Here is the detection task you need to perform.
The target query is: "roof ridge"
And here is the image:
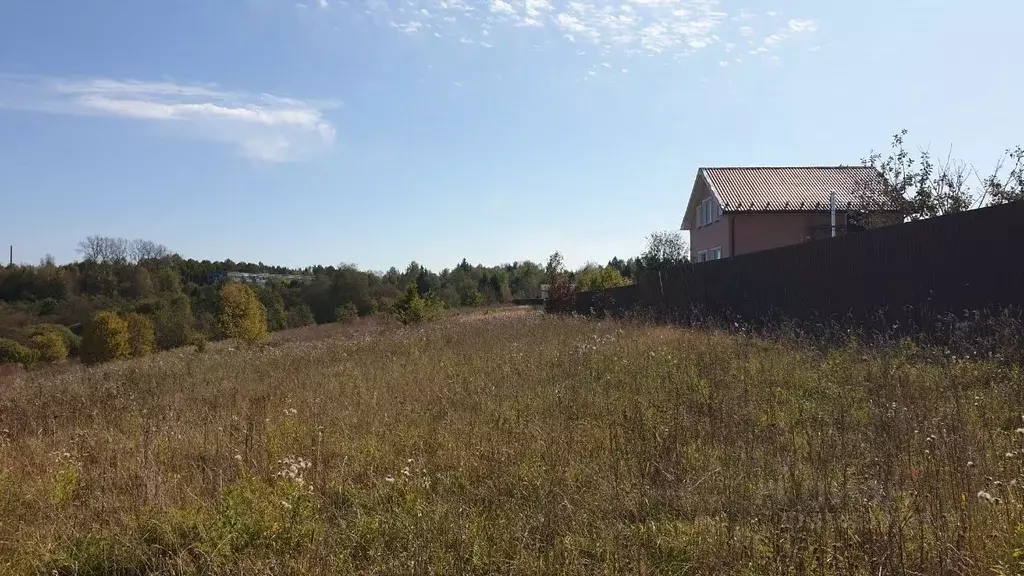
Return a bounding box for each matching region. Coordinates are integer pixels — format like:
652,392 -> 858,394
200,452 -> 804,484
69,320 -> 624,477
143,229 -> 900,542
702,165 -> 872,170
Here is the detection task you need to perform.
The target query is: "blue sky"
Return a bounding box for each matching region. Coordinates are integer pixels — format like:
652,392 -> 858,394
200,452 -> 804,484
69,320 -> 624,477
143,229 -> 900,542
1,0 -> 1020,272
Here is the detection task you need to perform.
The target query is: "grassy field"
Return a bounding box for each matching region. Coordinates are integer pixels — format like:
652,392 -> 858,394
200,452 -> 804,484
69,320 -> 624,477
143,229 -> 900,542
1,308 -> 1023,575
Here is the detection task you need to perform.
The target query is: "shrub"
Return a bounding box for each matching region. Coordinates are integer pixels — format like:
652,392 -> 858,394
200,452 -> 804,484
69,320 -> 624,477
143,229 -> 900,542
219,283 -> 269,344
27,324 -> 82,357
544,276 -> 576,314
576,265 -> 631,293
286,304 -> 316,329
152,294 -> 194,350
460,288 -> 484,308
0,337 -> 36,367
124,313 -> 156,357
335,303 -> 359,324
191,334 -> 208,353
392,283 -> 446,325
29,331 -> 68,363
81,312 -> 131,365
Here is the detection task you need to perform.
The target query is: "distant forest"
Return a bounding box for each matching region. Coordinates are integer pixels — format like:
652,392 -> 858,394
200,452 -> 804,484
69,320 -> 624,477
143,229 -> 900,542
0,234 -> 651,356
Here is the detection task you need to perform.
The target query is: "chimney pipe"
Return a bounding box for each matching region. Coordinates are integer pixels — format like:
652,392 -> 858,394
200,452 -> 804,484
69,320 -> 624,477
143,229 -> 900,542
830,191 -> 837,238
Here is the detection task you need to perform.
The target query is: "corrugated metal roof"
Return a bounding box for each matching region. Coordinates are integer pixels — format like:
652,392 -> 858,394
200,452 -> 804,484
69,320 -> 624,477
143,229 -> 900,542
702,166 -> 893,212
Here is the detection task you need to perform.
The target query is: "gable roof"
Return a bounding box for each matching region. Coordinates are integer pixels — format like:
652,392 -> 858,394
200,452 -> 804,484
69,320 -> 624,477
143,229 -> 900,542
682,166 -> 896,230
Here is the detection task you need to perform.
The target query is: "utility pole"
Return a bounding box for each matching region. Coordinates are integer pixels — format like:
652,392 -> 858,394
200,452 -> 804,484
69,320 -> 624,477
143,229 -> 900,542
8,245 -> 11,266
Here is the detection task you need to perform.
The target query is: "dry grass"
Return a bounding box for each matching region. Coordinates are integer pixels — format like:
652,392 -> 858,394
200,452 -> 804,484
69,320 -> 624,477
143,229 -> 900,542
1,312 -> 1023,575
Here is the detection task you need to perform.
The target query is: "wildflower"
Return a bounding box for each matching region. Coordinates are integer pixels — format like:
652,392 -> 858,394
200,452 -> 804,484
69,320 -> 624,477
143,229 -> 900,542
384,476 -> 396,483
967,461 -> 975,467
977,490 -> 995,503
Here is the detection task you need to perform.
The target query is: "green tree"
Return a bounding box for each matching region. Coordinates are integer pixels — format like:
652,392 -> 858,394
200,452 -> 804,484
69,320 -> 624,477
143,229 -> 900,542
576,264 -> 630,292
287,304 -> 316,328
219,283 -> 269,343
489,270 -> 512,303
125,313 -> 156,357
153,294 -> 193,350
81,311 -> 131,365
640,231 -> 688,271
335,302 -> 359,324
258,285 -> 288,331
392,282 -> 445,325
127,267 -> 154,299
154,268 -> 183,295
545,251 -> 565,284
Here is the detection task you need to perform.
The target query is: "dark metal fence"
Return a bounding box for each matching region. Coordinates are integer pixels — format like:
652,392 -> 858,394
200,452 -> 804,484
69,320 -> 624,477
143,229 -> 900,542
576,201 -> 1024,335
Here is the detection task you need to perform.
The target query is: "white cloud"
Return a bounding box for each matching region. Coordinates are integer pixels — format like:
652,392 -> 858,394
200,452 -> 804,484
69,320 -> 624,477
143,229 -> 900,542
359,0 -> 816,62
788,18 -> 817,32
391,20 -> 423,33
556,13 -> 587,32
317,0 -> 329,8
491,0 -> 513,14
0,75 -> 337,162
525,0 -> 552,16
515,17 -> 543,26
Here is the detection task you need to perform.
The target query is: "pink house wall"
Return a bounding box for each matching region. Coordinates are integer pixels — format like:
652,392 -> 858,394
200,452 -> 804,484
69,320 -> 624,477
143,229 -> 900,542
732,212 -> 848,256
687,179 -> 731,259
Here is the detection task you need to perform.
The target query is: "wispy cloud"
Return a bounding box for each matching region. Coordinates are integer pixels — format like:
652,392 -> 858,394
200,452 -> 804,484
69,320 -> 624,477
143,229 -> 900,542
377,0 -> 817,63
0,75 -> 337,162
788,18 -> 816,32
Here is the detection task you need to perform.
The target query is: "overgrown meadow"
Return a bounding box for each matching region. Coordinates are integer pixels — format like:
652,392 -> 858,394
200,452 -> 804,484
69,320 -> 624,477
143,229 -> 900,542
1,309 -> 1023,575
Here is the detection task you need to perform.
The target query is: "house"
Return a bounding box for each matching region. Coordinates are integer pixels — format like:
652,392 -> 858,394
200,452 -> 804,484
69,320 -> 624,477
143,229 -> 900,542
680,166 -> 899,262
207,271 -> 313,286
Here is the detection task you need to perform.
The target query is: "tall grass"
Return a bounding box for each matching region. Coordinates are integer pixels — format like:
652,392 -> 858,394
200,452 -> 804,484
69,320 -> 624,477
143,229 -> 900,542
1,310 -> 1023,574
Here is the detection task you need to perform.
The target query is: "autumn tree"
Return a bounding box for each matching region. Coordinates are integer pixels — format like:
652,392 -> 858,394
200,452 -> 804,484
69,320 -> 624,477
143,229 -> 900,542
125,313 -> 156,357
576,264 -> 631,292
81,311 -> 131,365
219,283 -> 269,343
29,330 -> 68,363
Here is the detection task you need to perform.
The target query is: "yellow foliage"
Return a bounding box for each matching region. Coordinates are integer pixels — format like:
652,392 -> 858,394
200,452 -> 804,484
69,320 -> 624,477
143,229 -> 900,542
124,313 -> 157,357
29,330 -> 68,364
81,312 -> 131,365
219,283 -> 269,344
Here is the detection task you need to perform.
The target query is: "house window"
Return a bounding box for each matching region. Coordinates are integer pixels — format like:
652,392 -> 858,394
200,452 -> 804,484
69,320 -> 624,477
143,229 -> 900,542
708,247 -> 722,260
699,198 -> 709,227
696,250 -> 707,262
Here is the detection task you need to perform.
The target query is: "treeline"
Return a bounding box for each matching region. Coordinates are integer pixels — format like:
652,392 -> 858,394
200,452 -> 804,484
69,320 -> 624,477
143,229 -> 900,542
0,233 -> 673,366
